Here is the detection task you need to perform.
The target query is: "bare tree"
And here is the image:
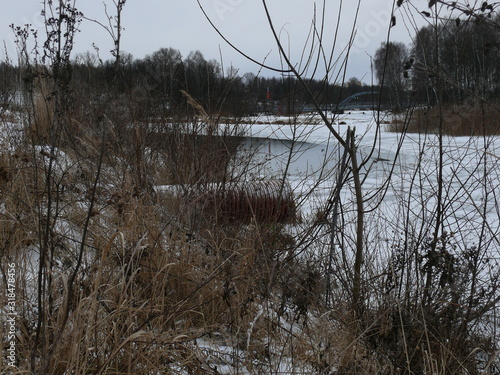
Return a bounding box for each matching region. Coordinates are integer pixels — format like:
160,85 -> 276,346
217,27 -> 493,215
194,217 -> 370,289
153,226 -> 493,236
374,41 -> 409,109
83,0 -> 127,73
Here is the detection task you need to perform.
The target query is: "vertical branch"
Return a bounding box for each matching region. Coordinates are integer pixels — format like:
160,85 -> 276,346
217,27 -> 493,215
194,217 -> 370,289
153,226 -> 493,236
29,1 -> 82,371
349,127 -> 364,316
326,130 -> 351,306
45,124 -> 107,372
426,3 -> 445,306
112,0 -> 126,70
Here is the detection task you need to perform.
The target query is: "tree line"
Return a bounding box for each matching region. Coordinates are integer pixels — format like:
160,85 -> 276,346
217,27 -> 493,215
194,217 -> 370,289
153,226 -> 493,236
374,13 -> 500,108
0,46 -> 388,118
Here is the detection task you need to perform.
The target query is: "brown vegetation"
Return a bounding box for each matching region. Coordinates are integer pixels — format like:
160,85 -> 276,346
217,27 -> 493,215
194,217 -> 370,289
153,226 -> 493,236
388,103 -> 500,135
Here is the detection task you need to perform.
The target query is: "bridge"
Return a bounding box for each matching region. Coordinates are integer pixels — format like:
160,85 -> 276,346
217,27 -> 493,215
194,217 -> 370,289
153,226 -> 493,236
295,91 -> 386,114
334,91 -> 383,113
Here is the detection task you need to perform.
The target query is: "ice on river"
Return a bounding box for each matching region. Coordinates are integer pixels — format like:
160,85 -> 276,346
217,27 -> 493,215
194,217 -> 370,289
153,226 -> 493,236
238,110 -> 500,251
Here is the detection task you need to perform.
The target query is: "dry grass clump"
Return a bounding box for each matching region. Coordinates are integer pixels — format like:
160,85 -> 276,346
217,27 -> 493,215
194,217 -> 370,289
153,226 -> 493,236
28,94 -> 54,144
149,131 -> 243,185
388,103 -> 500,135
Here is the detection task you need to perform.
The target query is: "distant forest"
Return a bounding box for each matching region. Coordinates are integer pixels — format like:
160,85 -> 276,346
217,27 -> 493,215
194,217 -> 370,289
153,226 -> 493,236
1,15 -> 499,117
1,47 -> 382,117
374,14 -> 500,110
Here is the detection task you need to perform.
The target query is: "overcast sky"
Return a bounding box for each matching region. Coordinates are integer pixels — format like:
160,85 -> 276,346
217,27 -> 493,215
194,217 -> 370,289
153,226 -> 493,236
0,1 -> 427,82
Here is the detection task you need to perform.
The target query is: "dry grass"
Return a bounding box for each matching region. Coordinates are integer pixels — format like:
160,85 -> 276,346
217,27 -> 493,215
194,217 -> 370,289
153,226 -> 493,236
388,103 -> 500,136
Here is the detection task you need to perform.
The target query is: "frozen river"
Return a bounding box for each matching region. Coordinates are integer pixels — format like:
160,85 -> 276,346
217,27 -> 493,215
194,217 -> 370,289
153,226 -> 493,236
237,110 -> 500,253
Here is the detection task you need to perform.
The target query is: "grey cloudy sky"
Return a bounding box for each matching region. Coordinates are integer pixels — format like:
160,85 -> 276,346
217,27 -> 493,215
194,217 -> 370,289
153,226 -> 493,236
0,1 -> 425,82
